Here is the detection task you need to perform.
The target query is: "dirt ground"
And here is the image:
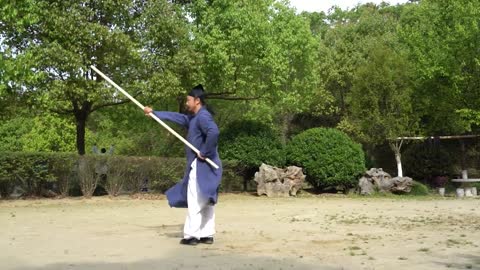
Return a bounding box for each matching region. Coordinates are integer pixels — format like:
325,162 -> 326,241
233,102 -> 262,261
1,193 -> 479,270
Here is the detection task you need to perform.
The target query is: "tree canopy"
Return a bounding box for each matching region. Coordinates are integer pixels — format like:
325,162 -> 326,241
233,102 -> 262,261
1,0 -> 479,170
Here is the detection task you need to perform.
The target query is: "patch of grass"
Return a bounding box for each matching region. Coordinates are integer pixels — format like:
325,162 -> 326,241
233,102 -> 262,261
347,246 -> 367,256
447,239 -> 461,245
444,238 -> 475,248
418,248 -> 430,252
346,192 -> 440,200
407,181 -> 430,196
398,257 -> 408,260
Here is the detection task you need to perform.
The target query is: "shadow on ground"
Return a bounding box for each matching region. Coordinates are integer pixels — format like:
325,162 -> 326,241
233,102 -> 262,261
432,253 -> 480,270
10,252 -> 340,270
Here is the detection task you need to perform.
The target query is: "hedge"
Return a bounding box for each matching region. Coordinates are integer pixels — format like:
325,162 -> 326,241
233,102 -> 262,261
0,152 -> 242,198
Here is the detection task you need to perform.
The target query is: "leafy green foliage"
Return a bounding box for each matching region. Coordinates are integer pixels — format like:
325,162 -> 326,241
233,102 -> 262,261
219,120 -> 285,169
0,0 -> 192,154
22,115 -> 79,152
398,0 -> 480,134
0,117 -> 32,152
286,128 -> 365,190
189,0 -> 332,132
0,152 -> 56,197
48,153 -> 77,197
1,0 -> 480,180
403,143 -> 455,181
407,181 -> 430,196
87,106 -> 185,157
105,156 -> 128,196
0,153 -> 18,198
77,156 -> 100,198
0,152 -> 246,197
0,114 -> 92,153
345,42 -> 416,144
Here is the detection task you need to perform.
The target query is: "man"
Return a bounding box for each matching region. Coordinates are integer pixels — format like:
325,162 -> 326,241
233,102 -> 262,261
143,84 -> 222,246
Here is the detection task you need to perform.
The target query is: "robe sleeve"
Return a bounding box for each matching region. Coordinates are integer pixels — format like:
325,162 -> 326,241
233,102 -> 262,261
197,112 -> 219,159
152,111 -> 190,129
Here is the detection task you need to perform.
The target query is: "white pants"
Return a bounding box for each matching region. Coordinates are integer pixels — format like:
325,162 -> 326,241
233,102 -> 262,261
183,159 -> 215,239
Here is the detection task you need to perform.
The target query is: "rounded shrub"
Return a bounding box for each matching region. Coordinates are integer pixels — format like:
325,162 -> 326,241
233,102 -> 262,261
286,128 -> 365,190
219,120 -> 285,168
219,120 -> 285,191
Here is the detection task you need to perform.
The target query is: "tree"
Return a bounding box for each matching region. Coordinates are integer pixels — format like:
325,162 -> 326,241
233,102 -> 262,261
0,0 -> 189,154
138,0 -> 202,111
188,0 -> 331,141
22,114 -> 79,152
267,1 -> 330,143
342,42 -> 417,177
0,117 -> 32,152
399,0 -> 480,134
318,3 -> 405,120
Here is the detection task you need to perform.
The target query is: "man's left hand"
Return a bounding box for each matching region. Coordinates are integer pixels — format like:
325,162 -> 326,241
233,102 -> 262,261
143,106 -> 153,116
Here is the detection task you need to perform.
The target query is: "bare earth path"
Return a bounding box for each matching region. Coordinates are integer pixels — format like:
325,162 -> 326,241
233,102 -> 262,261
1,194 -> 479,270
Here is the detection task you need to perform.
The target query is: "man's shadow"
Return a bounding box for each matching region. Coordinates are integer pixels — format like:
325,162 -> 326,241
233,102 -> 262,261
143,224 -> 183,238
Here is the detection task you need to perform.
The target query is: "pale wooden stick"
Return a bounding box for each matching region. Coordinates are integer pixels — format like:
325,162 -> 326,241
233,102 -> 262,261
91,65 -> 219,169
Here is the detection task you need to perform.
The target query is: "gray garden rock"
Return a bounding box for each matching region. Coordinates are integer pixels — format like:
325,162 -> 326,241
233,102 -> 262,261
358,168 -> 413,195
390,176 -> 414,193
254,163 -> 305,197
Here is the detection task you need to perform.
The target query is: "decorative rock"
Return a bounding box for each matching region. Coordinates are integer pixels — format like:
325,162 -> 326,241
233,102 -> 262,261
358,176 -> 375,195
472,187 -> 478,196
390,176 -> 414,193
358,168 -> 391,195
254,163 -> 305,197
358,168 -> 413,195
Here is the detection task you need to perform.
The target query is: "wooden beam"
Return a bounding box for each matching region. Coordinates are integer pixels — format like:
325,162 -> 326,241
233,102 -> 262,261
395,135 -> 480,141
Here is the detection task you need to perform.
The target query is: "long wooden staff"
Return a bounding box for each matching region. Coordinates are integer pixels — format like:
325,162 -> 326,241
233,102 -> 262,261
90,65 -> 219,169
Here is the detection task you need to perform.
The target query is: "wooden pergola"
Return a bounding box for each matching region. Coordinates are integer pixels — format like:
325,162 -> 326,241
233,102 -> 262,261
396,135 -> 479,140
391,135 -> 480,179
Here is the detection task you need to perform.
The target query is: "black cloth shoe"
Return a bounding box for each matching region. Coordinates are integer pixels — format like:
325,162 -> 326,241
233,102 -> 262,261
180,238 -> 199,245
199,237 -> 214,244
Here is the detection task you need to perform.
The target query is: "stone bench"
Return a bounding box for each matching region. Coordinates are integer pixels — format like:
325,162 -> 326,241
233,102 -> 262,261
451,178 -> 480,197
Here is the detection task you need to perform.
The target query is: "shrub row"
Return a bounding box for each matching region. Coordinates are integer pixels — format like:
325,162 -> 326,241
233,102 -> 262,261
0,152 -> 242,198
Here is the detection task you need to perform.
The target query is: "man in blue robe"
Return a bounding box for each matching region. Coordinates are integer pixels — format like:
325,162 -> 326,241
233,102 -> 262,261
143,84 -> 222,246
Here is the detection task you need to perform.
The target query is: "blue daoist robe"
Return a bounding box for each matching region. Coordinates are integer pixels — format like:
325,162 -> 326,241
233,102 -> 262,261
153,107 -> 222,208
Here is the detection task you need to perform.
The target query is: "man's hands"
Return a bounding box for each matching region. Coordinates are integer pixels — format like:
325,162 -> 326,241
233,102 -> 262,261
197,153 -> 206,160
143,106 -> 153,117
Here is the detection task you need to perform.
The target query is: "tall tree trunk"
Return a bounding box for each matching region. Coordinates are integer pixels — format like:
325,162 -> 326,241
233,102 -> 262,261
460,140 -> 467,179
390,139 -> 404,177
75,113 -> 87,155
280,114 -> 293,145
395,151 -> 403,178
177,96 -> 184,113
74,101 -> 92,155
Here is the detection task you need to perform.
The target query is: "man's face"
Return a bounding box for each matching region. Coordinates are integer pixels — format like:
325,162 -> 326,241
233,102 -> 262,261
185,96 -> 200,113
